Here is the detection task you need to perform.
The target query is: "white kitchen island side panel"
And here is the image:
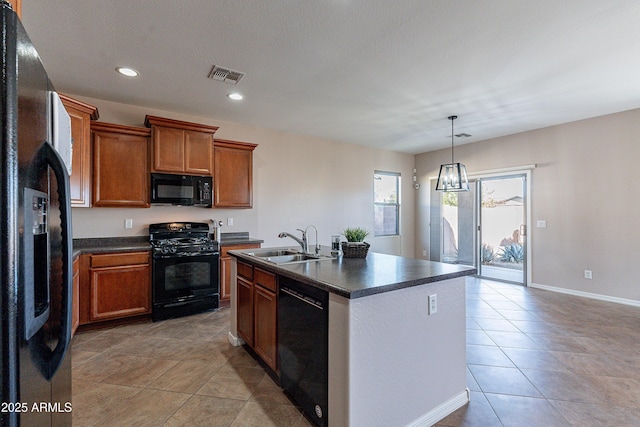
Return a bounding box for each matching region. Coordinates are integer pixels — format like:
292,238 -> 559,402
329,277 -> 468,427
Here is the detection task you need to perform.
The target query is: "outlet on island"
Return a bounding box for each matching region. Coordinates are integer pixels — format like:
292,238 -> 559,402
428,294 -> 437,315
124,219 -> 133,229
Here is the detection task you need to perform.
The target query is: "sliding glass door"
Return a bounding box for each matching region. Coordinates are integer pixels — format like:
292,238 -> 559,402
431,173 -> 528,285
430,181 -> 476,266
477,176 -> 526,284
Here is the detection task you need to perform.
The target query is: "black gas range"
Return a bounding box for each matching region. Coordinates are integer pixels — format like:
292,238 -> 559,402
149,222 -> 219,321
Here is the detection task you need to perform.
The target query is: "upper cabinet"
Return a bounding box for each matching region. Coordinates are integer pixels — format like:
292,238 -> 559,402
214,139 -> 257,208
59,94 -> 99,207
91,122 -> 151,208
7,0 -> 21,18
144,115 -> 218,176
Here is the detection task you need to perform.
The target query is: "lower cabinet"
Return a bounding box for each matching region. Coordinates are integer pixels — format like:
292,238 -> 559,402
237,274 -> 254,347
79,251 -> 151,324
253,269 -> 277,371
72,257 -> 80,337
220,243 -> 260,304
236,261 -> 278,371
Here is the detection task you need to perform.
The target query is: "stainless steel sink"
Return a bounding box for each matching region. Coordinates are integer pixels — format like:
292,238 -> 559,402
245,249 -> 300,257
265,254 -> 328,264
245,248 -> 334,265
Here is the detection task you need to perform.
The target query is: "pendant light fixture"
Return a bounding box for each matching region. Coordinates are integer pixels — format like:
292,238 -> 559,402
436,115 -> 470,192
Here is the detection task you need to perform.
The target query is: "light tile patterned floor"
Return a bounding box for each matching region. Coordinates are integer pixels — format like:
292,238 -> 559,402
437,278 -> 640,426
71,308 -> 312,427
72,278 -> 640,426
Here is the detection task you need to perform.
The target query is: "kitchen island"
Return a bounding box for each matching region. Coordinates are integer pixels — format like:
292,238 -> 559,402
228,248 -> 475,427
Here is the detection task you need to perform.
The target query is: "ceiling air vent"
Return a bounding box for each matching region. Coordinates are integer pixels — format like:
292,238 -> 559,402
208,65 -> 245,85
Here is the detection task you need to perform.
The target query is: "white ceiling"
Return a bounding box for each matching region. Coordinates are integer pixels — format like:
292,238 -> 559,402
21,0 -> 640,154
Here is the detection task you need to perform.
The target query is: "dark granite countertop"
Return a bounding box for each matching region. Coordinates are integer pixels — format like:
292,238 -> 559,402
219,232 -> 264,246
73,236 -> 151,258
229,246 -> 476,299
72,232 -> 263,258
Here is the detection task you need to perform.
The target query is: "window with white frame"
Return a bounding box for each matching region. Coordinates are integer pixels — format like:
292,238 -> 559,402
374,171 -> 400,236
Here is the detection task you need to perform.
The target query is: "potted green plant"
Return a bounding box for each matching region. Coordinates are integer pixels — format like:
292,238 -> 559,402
341,227 -> 370,258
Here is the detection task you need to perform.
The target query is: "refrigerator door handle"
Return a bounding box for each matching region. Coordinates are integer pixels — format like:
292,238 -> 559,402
44,141 -> 73,379
30,142 -> 73,380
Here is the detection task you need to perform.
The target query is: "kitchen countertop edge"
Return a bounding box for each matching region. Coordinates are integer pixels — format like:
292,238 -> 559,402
229,249 -> 476,299
73,236 -> 151,258
219,238 -> 264,246
72,234 -> 264,259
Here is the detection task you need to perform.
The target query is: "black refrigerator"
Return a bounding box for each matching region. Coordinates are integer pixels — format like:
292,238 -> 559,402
1,3 -> 74,426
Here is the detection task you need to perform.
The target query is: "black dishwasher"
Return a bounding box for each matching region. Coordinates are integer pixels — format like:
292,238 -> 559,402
278,276 -> 328,427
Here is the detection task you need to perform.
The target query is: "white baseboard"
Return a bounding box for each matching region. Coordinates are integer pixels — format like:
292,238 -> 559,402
530,282 -> 640,308
228,331 -> 245,347
406,388 -> 470,427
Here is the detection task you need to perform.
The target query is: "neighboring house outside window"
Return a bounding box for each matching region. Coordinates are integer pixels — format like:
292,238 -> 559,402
374,171 -> 400,236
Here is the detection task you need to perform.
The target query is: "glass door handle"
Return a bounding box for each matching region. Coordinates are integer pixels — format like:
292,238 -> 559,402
520,224 -> 526,237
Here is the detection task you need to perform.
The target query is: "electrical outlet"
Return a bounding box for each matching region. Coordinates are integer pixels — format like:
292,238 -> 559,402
227,217 -> 234,226
584,270 -> 592,279
428,294 -> 437,315
422,249 -> 427,257
124,219 -> 133,229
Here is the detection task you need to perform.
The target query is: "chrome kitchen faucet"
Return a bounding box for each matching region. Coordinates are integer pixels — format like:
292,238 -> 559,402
278,225 -> 319,254
278,230 -> 307,253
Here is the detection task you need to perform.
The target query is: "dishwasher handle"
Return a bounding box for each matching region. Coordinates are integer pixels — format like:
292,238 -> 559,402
281,286 -> 324,310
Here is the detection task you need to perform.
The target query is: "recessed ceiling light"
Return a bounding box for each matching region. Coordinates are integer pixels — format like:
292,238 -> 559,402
227,93 -> 243,101
116,67 -> 139,77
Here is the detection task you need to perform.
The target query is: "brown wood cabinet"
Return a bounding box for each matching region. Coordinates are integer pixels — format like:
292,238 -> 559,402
7,0 -> 21,18
145,115 -> 218,175
91,122 -> 150,207
236,261 -> 278,371
236,261 -> 254,347
86,252 -> 151,322
220,243 -> 260,304
72,257 -> 80,337
214,139 -> 257,208
59,94 -> 99,207
253,268 -> 277,371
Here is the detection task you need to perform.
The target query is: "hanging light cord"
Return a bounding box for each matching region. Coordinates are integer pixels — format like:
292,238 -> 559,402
448,115 -> 457,164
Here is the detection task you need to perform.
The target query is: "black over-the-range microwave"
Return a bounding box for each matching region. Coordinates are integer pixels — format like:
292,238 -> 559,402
151,173 -> 212,207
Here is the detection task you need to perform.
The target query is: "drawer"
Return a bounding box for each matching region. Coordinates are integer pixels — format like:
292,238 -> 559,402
255,268 -> 276,292
90,251 -> 150,268
237,260 -> 254,280
221,243 -> 260,258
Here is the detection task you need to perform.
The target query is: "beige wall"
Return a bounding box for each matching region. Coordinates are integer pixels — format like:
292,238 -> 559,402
415,108 -> 640,302
71,96 -> 416,256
